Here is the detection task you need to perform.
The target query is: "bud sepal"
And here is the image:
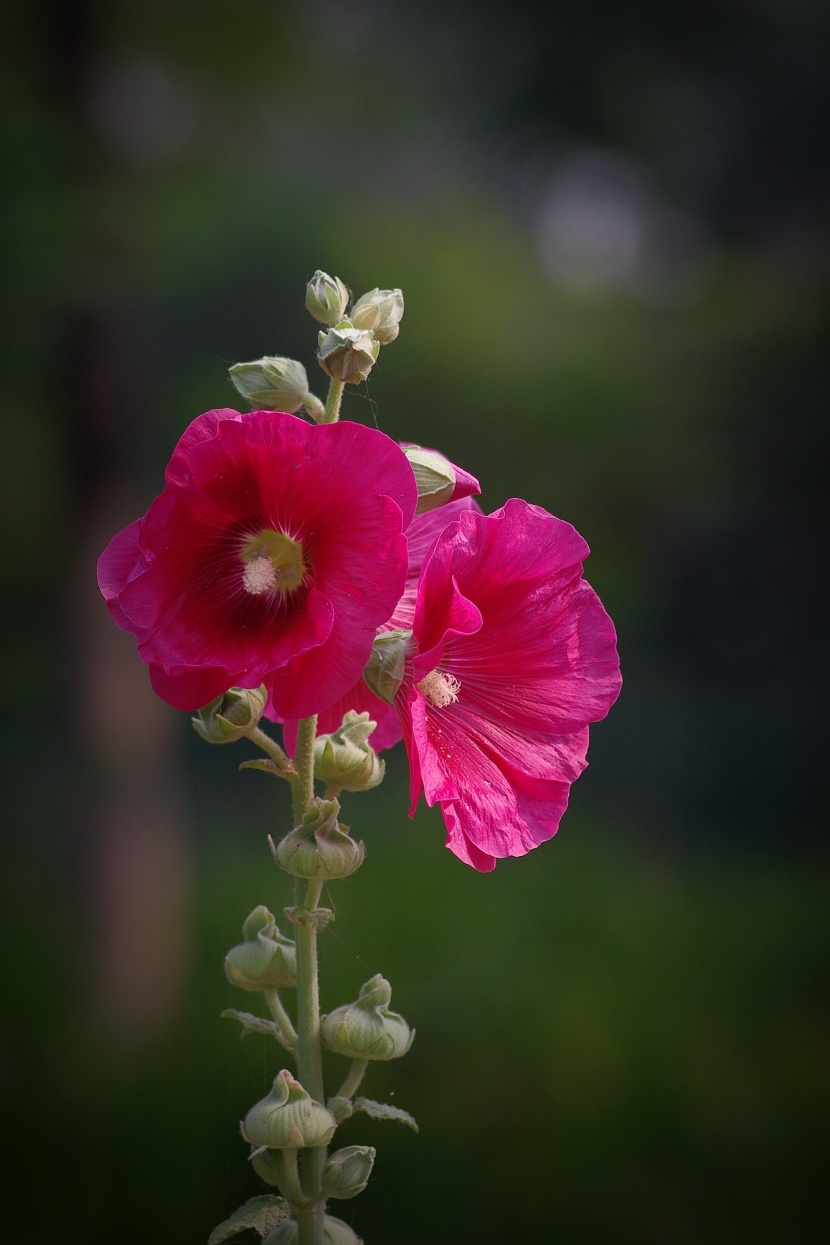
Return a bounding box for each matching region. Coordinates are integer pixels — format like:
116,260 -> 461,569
193,685 -> 268,744
225,906 -> 297,992
317,322 -> 379,384
242,1069 -> 336,1150
363,630 -> 411,705
351,288 -> 404,344
228,357 -> 324,420
274,798 -> 365,880
305,270 -> 350,326
322,1146 -> 376,1200
313,712 -> 385,793
321,974 -> 413,1061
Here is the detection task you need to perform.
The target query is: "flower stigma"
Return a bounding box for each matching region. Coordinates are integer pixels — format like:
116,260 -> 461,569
417,669 -> 460,708
241,529 -> 306,596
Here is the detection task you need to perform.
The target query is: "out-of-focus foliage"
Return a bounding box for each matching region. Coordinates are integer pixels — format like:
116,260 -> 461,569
1,1 -> 827,1242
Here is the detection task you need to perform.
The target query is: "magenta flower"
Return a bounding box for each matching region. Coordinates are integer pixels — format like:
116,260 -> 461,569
396,498 -> 622,871
280,495 -> 481,752
97,408 -> 417,720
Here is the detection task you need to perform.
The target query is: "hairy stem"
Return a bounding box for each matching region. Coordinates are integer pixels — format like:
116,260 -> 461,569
321,377 -> 345,423
263,987 -> 298,1049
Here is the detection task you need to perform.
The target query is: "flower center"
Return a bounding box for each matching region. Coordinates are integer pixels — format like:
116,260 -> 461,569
417,669 -> 460,708
241,530 -> 306,596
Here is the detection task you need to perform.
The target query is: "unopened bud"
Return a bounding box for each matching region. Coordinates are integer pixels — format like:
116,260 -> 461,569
321,974 -> 413,1061
363,630 -> 411,705
317,322 -> 379,384
263,1217 -> 362,1245
314,712 -> 384,793
274,798 -> 365,880
193,685 -> 267,744
242,1069 -> 336,1150
322,1146 -> 376,1200
351,288 -> 404,345
228,357 -> 323,420
402,444 -> 481,513
225,905 -> 297,991
305,270 -> 350,326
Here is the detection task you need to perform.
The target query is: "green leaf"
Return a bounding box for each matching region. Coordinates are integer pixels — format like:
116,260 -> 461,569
221,1008 -> 291,1047
208,1195 -> 289,1244
239,758 -> 287,778
352,1097 -> 419,1131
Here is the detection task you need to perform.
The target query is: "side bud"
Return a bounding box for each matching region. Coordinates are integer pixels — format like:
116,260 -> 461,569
193,685 -> 267,744
242,1069 -> 336,1150
350,287 -> 404,345
321,974 -> 413,1061
322,1146 -> 376,1200
403,444 -> 481,513
317,322 -> 379,384
363,630 -> 411,705
228,357 -> 324,420
305,270 -> 350,326
314,712 -> 384,794
225,905 -> 297,991
274,798 -> 365,880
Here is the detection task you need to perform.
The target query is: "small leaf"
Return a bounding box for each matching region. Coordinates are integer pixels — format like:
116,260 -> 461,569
222,1009 -> 293,1049
284,905 -> 335,931
352,1097 -> 418,1132
239,758 -> 289,779
207,1195 -> 289,1244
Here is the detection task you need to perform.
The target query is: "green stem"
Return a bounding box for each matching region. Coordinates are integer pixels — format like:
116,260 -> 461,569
289,715 -> 326,1244
335,1057 -> 369,1104
248,725 -> 293,773
263,987 -> 298,1049
277,1147 -> 309,1210
321,377 -> 345,423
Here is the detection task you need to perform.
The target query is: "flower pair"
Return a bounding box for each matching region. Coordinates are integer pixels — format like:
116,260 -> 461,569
99,408 -> 621,870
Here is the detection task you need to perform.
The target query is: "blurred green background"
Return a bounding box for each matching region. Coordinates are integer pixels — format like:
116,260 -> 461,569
1,1 -> 828,1242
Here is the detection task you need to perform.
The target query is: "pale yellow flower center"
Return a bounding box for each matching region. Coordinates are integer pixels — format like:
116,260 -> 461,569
241,530 -> 305,596
417,669 -> 460,708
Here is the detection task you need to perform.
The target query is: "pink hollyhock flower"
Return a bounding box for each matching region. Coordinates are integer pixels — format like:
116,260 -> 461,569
396,498 -> 622,871
97,408 -> 417,720
280,494 -> 481,752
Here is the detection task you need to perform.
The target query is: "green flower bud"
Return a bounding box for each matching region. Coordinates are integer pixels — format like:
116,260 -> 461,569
305,270 -> 350,326
317,322 -> 379,384
263,1217 -> 362,1245
321,974 -> 413,1061
193,685 -> 268,744
351,288 -> 404,345
274,798 -> 365,880
322,1145 -> 376,1200
363,630 -> 411,705
225,906 -> 297,991
313,712 -> 385,794
242,1069 -> 336,1150
403,445 -> 457,514
228,357 -> 323,419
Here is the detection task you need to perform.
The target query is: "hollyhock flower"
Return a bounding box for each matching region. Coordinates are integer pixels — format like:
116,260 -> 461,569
397,498 -> 622,871
97,408 -> 417,720
280,494 -> 481,753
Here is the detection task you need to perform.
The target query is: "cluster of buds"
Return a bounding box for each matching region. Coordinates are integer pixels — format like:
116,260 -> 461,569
230,271 -> 404,416
309,271 -> 404,387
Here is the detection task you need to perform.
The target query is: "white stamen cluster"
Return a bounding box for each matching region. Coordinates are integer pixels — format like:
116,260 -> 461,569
417,669 -> 460,708
243,556 -> 277,595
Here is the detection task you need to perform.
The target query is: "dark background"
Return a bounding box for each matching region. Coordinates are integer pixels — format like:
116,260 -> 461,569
1,1 -> 828,1242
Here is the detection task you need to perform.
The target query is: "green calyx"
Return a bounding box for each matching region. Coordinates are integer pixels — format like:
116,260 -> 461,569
225,906 -> 297,992
228,356 -> 323,420
363,630 -> 411,705
321,1145 -> 376,1200
321,974 -> 413,1061
193,685 -> 268,745
351,287 -> 404,345
313,712 -> 385,793
317,321 -> 379,384
242,1069 -> 336,1150
403,445 -> 457,514
273,798 -> 365,881
305,270 -> 350,327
